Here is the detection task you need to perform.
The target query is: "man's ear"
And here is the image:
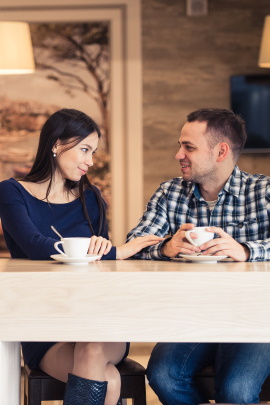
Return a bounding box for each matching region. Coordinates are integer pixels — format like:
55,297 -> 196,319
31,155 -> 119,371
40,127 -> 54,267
216,142 -> 229,162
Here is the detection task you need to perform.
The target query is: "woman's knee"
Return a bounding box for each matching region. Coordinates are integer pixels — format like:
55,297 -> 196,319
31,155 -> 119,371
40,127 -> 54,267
105,363 -> 121,393
74,342 -> 106,364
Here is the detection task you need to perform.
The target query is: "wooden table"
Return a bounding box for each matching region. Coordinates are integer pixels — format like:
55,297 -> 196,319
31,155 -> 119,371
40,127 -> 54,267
1,257 -> 270,404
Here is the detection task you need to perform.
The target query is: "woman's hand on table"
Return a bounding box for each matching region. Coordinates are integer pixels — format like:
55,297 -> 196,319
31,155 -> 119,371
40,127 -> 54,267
116,235 -> 164,260
88,236 -> 112,258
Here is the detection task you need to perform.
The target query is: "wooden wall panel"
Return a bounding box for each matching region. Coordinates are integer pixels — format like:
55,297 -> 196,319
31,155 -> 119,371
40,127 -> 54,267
142,0 -> 270,204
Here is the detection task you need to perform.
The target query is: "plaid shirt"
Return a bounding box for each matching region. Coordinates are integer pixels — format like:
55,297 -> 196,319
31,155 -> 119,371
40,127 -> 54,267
127,166 -> 270,261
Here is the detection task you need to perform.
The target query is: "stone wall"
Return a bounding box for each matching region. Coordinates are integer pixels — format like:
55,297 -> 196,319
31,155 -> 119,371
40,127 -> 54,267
142,0 -> 270,203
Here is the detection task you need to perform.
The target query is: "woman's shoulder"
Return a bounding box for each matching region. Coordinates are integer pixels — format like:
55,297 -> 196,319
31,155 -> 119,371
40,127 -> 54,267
0,178 -> 28,205
0,178 -> 41,202
0,178 -> 19,191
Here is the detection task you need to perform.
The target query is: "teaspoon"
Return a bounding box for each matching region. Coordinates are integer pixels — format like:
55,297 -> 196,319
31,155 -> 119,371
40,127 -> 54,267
51,225 -> 63,239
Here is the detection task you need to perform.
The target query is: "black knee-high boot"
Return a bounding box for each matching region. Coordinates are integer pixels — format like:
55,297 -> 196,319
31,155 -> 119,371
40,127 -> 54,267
64,373 -> 108,405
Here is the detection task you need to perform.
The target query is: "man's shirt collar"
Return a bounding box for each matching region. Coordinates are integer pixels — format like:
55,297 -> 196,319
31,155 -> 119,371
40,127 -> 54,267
187,165 -> 241,200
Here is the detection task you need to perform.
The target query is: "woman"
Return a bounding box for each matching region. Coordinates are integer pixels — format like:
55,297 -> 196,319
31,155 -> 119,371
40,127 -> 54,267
0,108 -> 163,405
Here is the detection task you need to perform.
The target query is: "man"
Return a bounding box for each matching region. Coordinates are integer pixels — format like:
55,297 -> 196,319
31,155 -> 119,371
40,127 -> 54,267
127,108 -> 270,404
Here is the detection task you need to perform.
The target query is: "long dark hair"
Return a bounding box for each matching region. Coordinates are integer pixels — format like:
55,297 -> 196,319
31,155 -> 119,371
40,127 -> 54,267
23,108 -> 106,236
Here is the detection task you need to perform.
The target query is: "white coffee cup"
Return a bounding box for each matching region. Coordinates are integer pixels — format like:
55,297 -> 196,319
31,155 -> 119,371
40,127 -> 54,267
185,227 -> 214,247
54,237 -> 90,258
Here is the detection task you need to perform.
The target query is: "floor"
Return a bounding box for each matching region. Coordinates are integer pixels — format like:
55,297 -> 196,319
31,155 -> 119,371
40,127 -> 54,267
21,342 -> 162,405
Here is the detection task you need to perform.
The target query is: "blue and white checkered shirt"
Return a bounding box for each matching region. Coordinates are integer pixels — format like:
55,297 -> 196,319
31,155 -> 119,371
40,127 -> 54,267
127,166 -> 270,261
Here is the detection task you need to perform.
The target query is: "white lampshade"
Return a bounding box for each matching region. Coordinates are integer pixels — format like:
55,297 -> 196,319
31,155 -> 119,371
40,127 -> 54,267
259,15 -> 270,68
0,21 -> 35,74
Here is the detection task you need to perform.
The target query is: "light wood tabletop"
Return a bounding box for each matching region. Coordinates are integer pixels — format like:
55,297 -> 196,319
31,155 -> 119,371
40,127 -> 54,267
1,258 -> 270,343
1,257 -> 270,405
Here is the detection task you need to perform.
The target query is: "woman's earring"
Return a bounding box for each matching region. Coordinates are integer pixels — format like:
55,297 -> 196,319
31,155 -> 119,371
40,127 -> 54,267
53,152 -> 57,157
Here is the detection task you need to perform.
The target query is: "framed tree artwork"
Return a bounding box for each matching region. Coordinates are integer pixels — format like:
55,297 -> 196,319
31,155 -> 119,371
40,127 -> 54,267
0,0 -> 142,245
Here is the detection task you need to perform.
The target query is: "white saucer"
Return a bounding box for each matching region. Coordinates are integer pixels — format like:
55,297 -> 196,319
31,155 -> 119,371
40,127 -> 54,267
172,254 -> 228,264
50,254 -> 101,265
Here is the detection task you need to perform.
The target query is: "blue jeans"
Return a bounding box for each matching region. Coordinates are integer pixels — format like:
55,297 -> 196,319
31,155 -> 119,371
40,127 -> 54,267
146,343 -> 270,405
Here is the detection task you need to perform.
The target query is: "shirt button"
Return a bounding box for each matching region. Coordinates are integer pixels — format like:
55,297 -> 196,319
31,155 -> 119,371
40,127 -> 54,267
238,223 -> 244,228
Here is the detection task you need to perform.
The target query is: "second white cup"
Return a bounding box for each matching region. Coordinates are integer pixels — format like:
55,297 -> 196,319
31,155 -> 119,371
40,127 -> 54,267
185,227 -> 214,247
54,237 -> 91,258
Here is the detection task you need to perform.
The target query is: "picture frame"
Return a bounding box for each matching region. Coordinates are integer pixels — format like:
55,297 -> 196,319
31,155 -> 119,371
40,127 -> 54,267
0,0 -> 142,245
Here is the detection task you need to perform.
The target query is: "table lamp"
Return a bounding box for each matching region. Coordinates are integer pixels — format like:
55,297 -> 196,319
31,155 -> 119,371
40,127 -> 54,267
258,15 -> 270,68
0,21 -> 35,74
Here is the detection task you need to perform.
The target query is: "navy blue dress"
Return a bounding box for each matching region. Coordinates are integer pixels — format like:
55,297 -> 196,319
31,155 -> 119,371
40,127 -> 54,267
0,178 -> 129,369
0,178 -> 116,260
